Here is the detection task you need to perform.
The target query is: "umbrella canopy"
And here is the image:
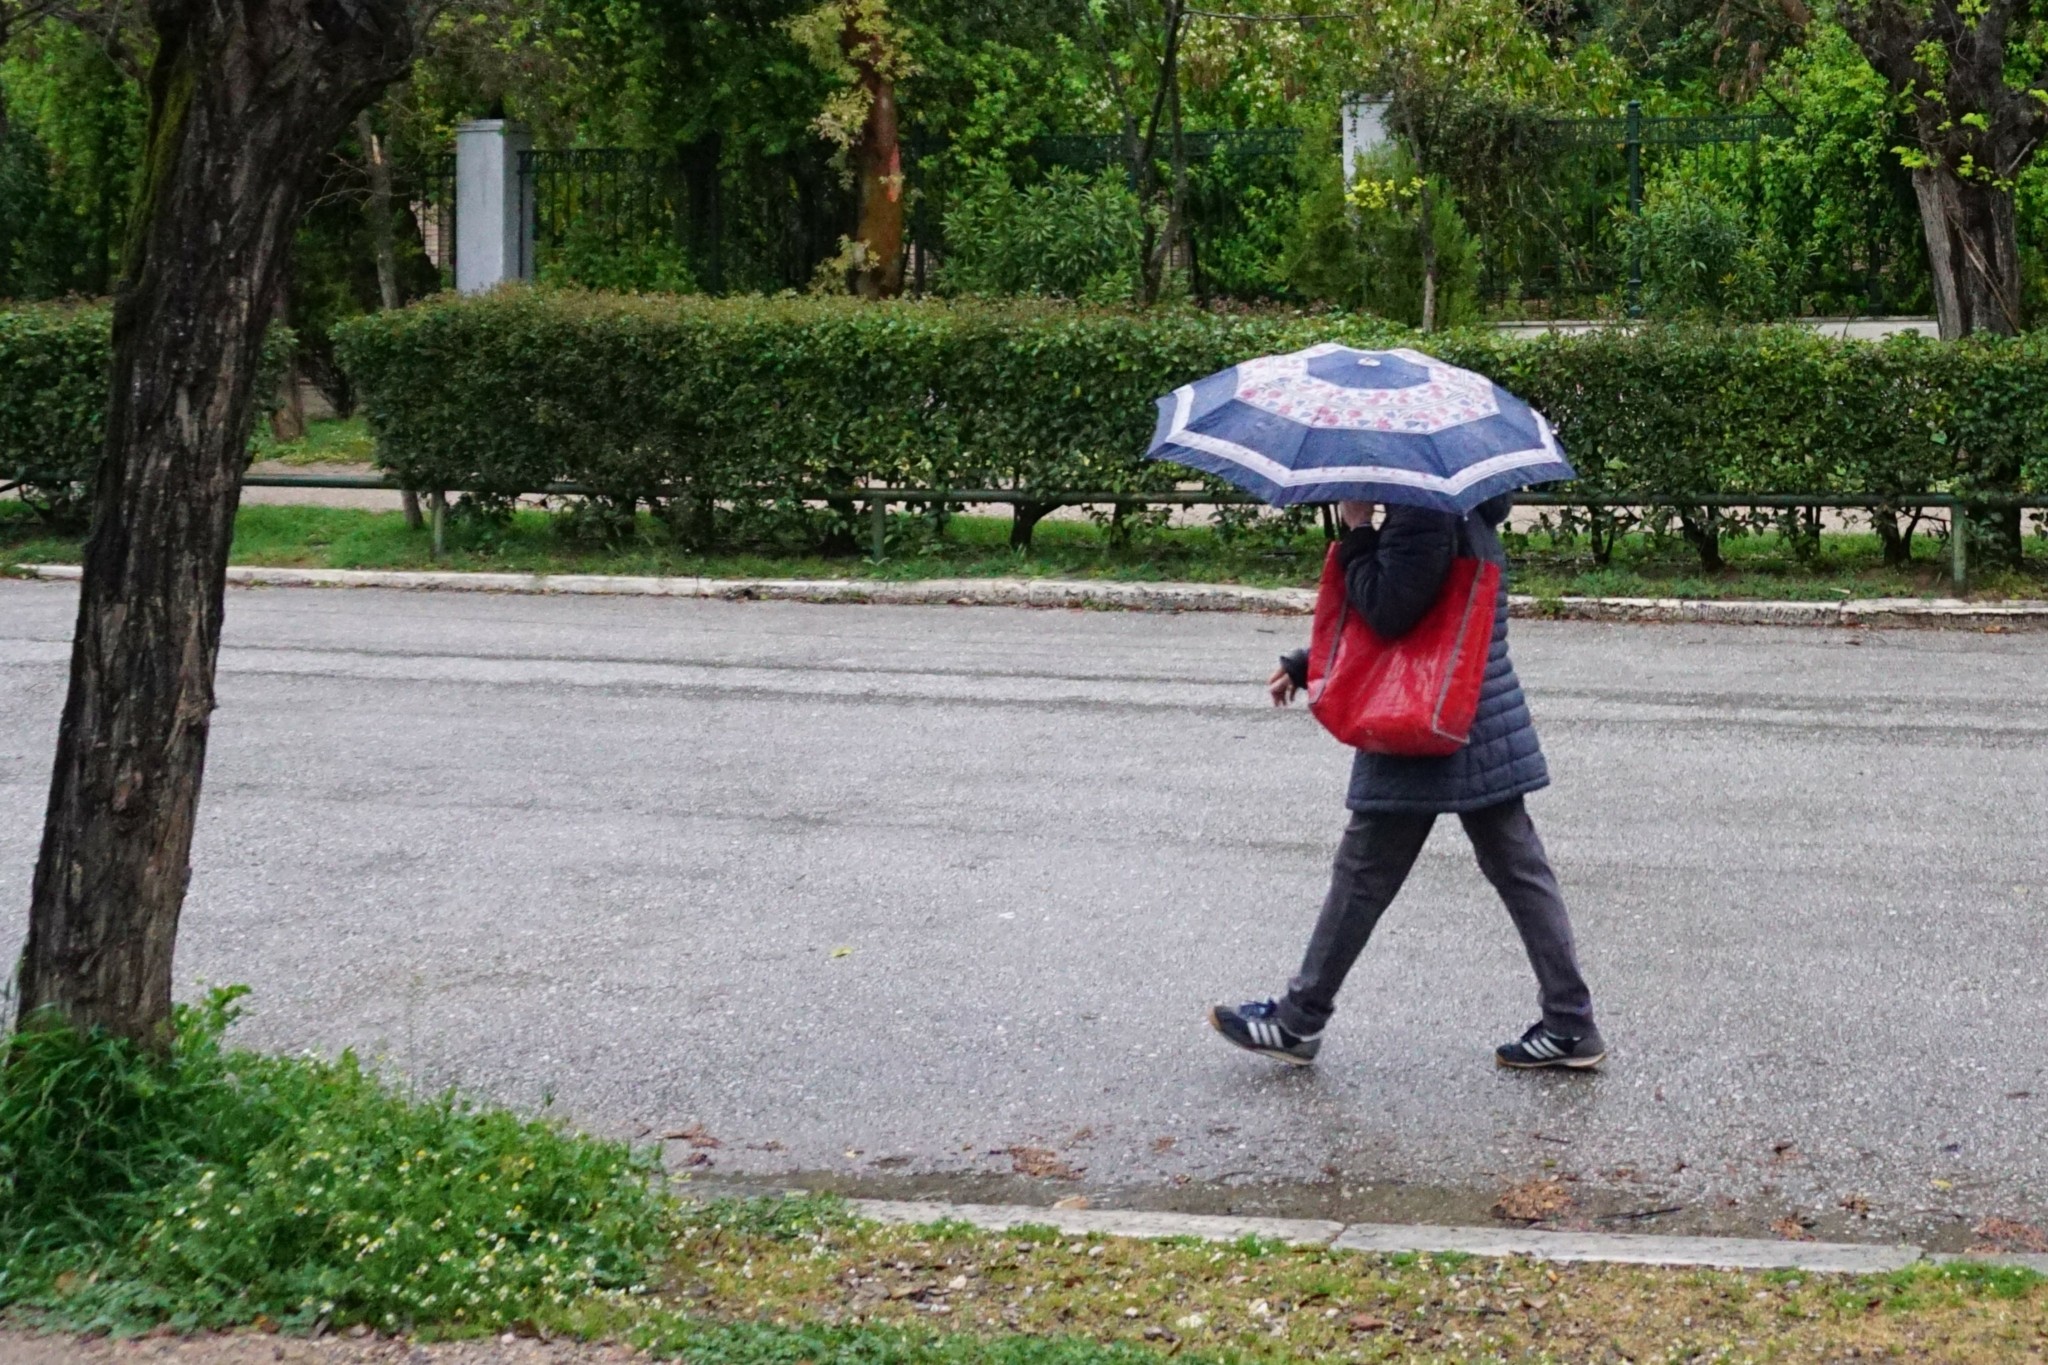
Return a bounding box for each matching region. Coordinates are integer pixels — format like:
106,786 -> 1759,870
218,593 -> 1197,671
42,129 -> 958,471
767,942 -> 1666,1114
1148,342 -> 1575,514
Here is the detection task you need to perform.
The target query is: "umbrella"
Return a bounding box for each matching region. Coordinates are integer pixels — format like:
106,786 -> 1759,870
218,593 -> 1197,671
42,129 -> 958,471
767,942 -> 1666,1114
1148,342 -> 1574,514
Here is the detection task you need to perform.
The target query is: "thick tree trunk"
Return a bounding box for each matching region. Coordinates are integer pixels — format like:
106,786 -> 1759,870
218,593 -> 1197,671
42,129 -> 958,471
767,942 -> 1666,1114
17,0 -> 410,1043
1912,167 -> 2023,339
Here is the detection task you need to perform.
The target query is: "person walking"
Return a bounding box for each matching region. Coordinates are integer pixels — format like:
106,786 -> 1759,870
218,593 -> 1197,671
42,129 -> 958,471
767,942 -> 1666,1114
1208,494 -> 1605,1071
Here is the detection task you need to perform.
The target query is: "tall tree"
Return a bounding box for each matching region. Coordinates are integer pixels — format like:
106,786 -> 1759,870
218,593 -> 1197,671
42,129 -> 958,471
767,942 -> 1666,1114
790,0 -> 916,296
17,0 -> 412,1042
1839,0 -> 2041,337
1087,0 -> 1190,306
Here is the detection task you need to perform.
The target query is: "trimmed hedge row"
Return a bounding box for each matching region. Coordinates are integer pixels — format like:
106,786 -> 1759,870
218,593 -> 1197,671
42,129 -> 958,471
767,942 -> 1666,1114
0,303 -> 112,527
330,290 -> 2048,557
0,305 -> 295,530
14,292 -> 2048,561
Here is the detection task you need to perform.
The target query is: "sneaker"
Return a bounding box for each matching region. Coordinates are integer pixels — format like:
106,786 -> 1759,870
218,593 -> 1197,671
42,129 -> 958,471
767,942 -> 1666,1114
1495,1022 -> 1606,1070
1207,1000 -> 1321,1065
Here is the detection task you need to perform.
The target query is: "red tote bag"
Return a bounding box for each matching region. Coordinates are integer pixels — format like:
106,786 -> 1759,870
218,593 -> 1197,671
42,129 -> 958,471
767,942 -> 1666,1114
1304,539 -> 1501,757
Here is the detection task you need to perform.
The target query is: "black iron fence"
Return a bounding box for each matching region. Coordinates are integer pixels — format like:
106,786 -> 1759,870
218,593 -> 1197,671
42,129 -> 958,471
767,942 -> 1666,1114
430,105 -> 1924,317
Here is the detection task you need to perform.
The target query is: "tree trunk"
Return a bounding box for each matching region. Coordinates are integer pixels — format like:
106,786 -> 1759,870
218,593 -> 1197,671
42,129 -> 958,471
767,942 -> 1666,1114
1874,508 -> 1919,567
1128,0 -> 1185,306
358,109 -> 402,313
850,69 -> 904,299
1678,510 -> 1723,573
1010,499 -> 1057,549
18,0 -> 411,1044
354,107 -> 420,528
1417,180 -> 1439,333
1912,167 -> 2023,339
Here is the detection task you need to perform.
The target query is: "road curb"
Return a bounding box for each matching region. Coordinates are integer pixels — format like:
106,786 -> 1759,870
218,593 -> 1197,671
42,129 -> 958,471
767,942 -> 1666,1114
18,563 -> 2048,628
849,1198 -> 2048,1276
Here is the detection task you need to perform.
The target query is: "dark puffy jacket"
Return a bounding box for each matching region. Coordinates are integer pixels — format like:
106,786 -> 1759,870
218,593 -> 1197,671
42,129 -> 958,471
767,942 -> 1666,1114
1282,496 -> 1548,814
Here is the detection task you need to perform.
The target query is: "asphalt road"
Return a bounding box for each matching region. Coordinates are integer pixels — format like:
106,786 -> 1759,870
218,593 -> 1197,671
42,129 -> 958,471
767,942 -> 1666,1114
3,581 -> 2045,1248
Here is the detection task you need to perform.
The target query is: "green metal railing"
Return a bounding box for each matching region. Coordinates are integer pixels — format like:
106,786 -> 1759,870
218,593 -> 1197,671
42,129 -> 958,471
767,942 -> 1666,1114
234,472 -> 2042,594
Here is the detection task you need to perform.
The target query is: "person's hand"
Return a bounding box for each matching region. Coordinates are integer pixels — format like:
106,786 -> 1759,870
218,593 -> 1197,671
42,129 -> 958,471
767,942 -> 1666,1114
1338,500 -> 1377,530
1268,667 -> 1300,707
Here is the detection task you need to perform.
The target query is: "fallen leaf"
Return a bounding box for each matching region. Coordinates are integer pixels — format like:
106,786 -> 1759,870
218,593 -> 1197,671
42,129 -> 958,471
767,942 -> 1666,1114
679,1151 -> 713,1168
830,946 -> 854,958
748,1139 -> 787,1152
1770,1140 -> 1799,1162
1932,1178 -> 1955,1191
1348,1313 -> 1390,1332
1839,1193 -> 1872,1216
1772,1215 -> 1817,1242
664,1124 -> 721,1149
1971,1217 -> 2048,1253
1069,1126 -> 1095,1143
947,1274 -> 969,1291
1493,1178 -> 1574,1223
1152,1136 -> 1177,1154
1007,1145 -> 1081,1180
1052,1195 -> 1092,1210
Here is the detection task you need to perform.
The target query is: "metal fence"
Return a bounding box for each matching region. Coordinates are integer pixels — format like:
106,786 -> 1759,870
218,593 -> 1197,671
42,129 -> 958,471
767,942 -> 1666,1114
441,104 -> 1921,316
237,471 -> 2037,592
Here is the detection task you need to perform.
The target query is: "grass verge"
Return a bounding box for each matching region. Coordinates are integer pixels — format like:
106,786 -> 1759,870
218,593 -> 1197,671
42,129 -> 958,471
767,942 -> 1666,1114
247,414 -> 378,467
1,998 -> 2042,1360
5,500 -> 2048,600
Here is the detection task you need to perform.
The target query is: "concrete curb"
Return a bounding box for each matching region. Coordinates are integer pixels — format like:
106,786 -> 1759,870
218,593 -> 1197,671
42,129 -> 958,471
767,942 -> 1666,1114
17,563 -> 2048,629
850,1198 -> 2048,1276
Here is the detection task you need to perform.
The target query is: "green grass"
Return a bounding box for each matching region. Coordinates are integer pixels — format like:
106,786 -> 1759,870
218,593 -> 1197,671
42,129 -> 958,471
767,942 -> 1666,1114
0,989 -> 669,1336
0,1001 -> 2041,1359
6,496 -> 2047,600
247,414 -> 377,467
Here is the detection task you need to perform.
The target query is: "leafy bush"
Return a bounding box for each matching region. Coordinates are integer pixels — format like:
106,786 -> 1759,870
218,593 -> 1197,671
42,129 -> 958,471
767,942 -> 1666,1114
0,304 -> 296,532
1624,175 -> 1799,322
938,166 -> 1143,302
1284,142 -> 1481,327
0,302 -> 108,528
0,988 -> 669,1334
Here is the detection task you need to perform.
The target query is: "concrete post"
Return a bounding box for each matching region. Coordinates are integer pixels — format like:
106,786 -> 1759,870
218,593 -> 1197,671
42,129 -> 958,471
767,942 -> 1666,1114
1341,96 -> 1391,187
455,119 -> 534,294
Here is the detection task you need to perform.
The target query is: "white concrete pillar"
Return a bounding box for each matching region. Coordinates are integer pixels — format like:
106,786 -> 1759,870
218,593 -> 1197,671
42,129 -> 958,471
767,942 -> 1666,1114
1341,96 -> 1392,187
455,119 -> 534,293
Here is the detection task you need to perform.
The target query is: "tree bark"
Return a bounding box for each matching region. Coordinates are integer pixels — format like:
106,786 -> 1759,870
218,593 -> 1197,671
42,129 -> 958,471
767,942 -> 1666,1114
850,69 -> 903,299
1912,166 -> 2023,338
355,106 -> 422,528
1417,180 -> 1439,333
358,109 -> 402,313
18,0 -> 411,1043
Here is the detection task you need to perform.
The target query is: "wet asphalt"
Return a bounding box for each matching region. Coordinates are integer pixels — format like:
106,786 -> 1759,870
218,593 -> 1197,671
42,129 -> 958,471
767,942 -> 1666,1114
2,579 -> 2045,1248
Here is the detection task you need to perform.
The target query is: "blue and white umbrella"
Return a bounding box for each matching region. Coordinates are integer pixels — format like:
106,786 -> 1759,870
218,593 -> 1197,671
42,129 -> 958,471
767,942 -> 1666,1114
1148,342 -> 1574,514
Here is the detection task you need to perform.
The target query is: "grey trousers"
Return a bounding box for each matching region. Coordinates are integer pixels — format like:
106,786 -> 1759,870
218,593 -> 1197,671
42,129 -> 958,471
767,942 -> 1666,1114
1276,797 -> 1597,1041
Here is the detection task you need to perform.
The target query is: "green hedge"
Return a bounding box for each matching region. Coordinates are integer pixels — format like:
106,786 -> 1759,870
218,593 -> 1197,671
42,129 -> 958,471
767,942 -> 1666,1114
332,291 -> 2048,558
1,304 -> 294,530
0,303 -> 111,527
18,292 -> 2048,561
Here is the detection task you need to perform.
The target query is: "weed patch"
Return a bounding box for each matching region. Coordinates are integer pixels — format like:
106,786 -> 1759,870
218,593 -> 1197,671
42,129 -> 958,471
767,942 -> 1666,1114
0,989 -> 668,1336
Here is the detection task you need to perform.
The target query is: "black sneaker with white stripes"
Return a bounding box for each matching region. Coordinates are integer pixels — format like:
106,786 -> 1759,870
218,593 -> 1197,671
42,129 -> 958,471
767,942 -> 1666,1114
1207,999 -> 1321,1065
1495,1022 -> 1606,1070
